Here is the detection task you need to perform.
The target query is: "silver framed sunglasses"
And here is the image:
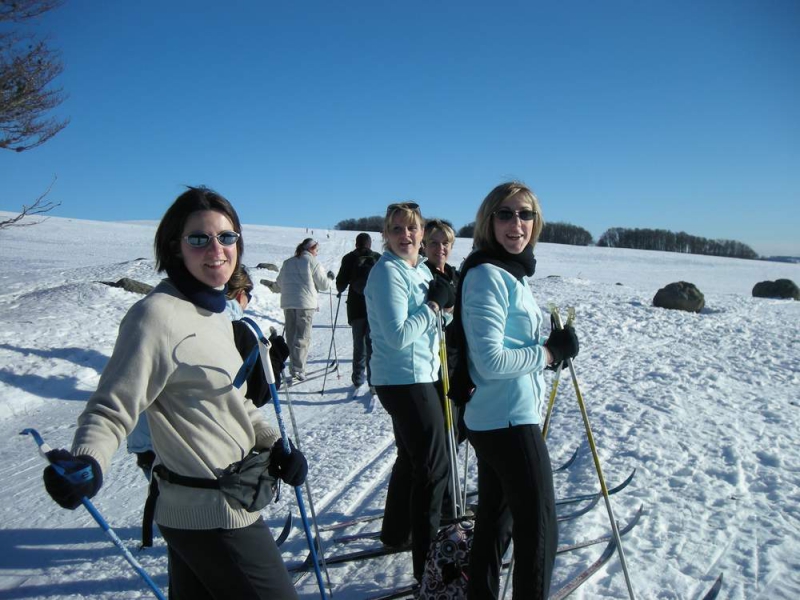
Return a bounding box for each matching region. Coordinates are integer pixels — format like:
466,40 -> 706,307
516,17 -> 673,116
183,231 -> 240,248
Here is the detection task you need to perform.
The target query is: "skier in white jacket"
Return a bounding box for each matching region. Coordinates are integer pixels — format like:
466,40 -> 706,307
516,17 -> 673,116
276,238 -> 334,380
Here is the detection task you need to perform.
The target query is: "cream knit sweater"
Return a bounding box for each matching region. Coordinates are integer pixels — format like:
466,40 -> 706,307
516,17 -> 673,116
72,280 -> 281,530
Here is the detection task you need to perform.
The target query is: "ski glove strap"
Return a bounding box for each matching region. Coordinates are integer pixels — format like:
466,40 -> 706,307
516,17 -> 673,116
43,450 -> 102,510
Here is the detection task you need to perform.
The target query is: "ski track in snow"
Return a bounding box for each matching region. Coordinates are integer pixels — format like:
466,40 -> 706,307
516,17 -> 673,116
1,213 -> 799,599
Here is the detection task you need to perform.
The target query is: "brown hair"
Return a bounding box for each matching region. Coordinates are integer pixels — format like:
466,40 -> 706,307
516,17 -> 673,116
226,265 -> 254,300
154,186 -> 243,273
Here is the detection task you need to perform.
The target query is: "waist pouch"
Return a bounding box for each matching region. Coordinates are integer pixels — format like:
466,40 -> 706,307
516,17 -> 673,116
142,449 -> 277,547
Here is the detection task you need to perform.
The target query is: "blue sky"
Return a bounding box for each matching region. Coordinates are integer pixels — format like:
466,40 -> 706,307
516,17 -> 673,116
3,0 -> 799,256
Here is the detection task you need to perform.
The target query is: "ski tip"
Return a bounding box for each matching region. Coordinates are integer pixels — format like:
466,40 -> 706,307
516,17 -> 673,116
700,573 -> 723,600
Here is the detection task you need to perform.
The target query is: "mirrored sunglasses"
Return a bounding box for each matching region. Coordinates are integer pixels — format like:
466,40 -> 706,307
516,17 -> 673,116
493,208 -> 537,222
387,202 -> 420,212
183,231 -> 240,248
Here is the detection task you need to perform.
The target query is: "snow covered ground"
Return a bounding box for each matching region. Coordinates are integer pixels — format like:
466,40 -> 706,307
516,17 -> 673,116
1,212 -> 798,599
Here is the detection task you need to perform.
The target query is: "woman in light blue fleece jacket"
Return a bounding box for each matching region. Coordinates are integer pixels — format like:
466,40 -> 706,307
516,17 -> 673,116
365,201 -> 454,583
456,182 -> 579,599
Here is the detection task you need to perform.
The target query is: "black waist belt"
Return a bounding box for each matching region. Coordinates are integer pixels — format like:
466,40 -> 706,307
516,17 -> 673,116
141,464 -> 220,548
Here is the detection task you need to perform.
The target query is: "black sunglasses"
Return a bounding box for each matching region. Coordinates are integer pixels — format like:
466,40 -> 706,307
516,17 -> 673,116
387,202 -> 420,212
493,208 -> 537,222
183,231 -> 240,248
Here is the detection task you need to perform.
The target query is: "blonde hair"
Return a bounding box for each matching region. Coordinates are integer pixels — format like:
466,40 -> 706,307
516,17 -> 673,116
423,218 -> 456,247
382,202 -> 424,250
473,182 -> 544,253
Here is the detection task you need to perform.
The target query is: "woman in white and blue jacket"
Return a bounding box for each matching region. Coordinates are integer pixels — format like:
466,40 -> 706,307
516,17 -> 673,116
457,182 -> 579,599
365,201 -> 454,583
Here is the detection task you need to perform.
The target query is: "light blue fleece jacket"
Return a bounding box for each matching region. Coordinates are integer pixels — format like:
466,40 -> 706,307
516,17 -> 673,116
462,263 -> 549,431
365,251 -> 442,385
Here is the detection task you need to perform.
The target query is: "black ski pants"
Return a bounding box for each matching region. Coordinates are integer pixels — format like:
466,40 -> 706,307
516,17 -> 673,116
466,424 -> 557,600
160,518 -> 298,600
350,316 -> 373,386
376,382 -> 449,581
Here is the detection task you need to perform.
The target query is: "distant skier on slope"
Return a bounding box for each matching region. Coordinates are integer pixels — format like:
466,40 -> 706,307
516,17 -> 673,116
335,232 -> 381,399
276,238 -> 334,382
42,186 -> 306,599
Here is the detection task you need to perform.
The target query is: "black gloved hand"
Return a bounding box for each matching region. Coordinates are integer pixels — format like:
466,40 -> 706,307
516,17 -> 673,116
427,276 -> 456,310
544,323 -> 579,369
327,270 -> 335,280
43,450 -> 103,510
268,439 -> 308,487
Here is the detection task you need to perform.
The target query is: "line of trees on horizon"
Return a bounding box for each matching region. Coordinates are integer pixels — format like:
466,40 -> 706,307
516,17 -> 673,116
596,227 -> 758,259
335,216 -> 759,260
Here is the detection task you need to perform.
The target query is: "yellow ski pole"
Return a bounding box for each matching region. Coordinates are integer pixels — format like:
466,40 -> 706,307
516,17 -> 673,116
541,305 -> 569,440
554,309 -> 637,600
437,314 -> 461,520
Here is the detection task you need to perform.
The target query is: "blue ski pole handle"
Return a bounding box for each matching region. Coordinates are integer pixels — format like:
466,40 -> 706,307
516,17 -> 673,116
20,428 -> 167,600
240,319 -> 329,600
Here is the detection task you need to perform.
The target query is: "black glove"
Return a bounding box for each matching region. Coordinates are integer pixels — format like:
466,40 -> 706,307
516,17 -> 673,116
327,270 -> 335,280
43,450 -> 103,510
427,276 -> 456,310
268,439 -> 308,487
544,323 -> 579,369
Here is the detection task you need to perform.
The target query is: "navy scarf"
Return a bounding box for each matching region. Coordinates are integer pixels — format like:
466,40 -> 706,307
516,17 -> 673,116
166,264 -> 228,313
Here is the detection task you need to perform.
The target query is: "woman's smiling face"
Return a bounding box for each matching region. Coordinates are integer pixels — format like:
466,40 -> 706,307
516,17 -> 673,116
179,210 -> 238,287
492,194 -> 533,255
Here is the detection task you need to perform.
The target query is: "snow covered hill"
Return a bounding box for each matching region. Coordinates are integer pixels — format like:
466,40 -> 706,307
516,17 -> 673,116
1,213 -> 798,599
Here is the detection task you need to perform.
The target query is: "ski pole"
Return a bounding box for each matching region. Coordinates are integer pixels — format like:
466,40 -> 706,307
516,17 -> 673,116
281,366 -> 333,593
541,305 -> 574,440
437,314 -> 461,520
321,292 -> 342,394
329,291 -> 340,371
20,428 -> 167,600
241,319 -> 330,599
461,441 -> 470,514
555,309 -> 637,600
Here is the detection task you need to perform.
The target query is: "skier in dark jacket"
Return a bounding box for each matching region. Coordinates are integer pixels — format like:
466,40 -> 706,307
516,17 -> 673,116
422,219 -> 462,408
422,219 -> 468,520
335,232 -> 381,397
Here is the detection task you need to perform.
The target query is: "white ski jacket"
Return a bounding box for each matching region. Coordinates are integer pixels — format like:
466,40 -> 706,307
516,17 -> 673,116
276,251 -> 331,309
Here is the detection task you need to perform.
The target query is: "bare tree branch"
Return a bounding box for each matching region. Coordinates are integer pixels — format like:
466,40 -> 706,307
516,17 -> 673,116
0,1 -> 63,23
1,0 -> 68,152
0,175 -> 60,229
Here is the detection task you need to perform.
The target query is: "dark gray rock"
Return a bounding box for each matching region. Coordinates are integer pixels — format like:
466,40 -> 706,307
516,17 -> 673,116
100,277 -> 154,295
653,281 -> 705,313
752,279 -> 799,300
256,263 -> 279,272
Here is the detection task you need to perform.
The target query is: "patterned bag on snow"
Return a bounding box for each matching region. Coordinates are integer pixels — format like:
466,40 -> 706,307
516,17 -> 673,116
418,520 -> 474,599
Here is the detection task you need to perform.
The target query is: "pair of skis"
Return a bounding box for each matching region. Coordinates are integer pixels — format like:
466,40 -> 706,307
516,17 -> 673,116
314,444 -> 587,536
338,505 -> 645,600
330,469 -> 636,547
